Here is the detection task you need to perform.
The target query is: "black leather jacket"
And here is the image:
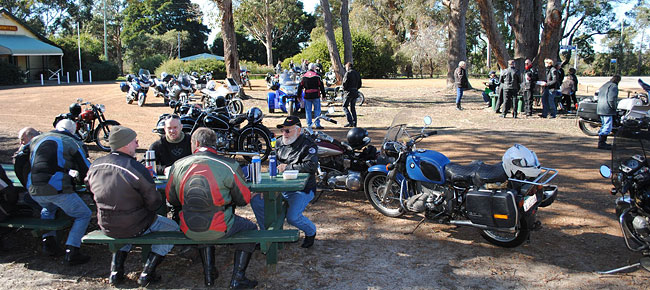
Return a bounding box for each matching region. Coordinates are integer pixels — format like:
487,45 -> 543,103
276,133 -> 318,191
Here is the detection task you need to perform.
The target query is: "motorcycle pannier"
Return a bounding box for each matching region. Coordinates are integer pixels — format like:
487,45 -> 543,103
465,189 -> 517,229
577,102 -> 599,122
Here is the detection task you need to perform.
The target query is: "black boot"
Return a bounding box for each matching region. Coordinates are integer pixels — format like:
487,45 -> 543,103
64,245 -> 90,266
42,236 -> 64,257
456,103 -> 463,110
598,135 -> 612,150
199,246 -> 218,287
229,250 -> 257,289
301,233 -> 316,248
138,252 -> 164,286
109,251 -> 129,285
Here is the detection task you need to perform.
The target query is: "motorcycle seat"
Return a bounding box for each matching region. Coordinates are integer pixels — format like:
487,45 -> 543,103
472,162 -> 508,186
444,161 -> 483,184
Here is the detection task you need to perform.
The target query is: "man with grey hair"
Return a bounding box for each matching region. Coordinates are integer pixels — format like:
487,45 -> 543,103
454,61 -> 469,110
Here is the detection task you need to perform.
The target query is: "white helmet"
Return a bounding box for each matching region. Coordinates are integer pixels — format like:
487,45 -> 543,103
502,144 -> 541,179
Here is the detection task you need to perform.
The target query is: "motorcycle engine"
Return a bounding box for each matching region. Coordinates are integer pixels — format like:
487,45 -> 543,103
214,131 -> 229,149
406,182 -> 450,215
326,171 -> 362,191
632,215 -> 650,242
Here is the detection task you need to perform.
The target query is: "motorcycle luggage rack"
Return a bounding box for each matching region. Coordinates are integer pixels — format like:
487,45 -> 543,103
508,167 -> 558,186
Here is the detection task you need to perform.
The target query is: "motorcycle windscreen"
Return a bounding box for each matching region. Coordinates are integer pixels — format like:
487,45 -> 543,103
405,150 -> 450,184
465,189 -> 518,229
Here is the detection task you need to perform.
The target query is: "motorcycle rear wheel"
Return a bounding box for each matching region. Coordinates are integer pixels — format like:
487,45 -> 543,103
364,171 -> 404,217
288,100 -> 296,116
94,120 -> 120,152
126,95 -> 133,104
578,120 -> 601,136
228,100 -> 244,115
238,126 -> 272,162
480,218 -> 530,248
356,92 -> 366,106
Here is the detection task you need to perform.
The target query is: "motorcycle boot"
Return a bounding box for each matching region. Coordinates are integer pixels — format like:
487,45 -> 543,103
63,245 -> 90,266
42,236 -> 65,257
301,233 -> 316,248
598,135 -> 612,150
199,246 -> 218,287
456,102 -> 463,110
109,251 -> 129,285
138,252 -> 165,286
229,250 -> 258,289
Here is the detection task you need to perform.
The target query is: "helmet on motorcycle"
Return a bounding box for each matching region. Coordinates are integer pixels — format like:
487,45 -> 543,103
191,71 -> 199,78
161,72 -> 168,80
502,144 -> 542,179
347,127 -> 370,149
213,95 -> 226,108
119,82 -> 129,92
247,107 -> 264,123
69,103 -> 82,116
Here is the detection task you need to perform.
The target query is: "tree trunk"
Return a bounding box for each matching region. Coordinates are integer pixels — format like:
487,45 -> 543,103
510,0 -> 542,65
320,0 -> 343,81
477,0 -> 510,69
264,2 -> 274,67
217,0 -> 241,83
340,0 -> 353,64
446,0 -> 469,89
537,0 -> 563,72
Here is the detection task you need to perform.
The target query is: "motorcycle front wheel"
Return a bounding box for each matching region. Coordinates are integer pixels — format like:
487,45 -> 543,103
228,99 -> 244,115
356,91 -> 366,106
480,218 -> 530,248
94,120 -> 120,152
138,94 -> 146,107
287,100 -> 296,116
578,120 -> 601,136
364,171 -> 404,217
238,126 -> 272,162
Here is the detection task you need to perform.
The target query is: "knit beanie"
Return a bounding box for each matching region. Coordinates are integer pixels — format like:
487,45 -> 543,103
109,126 -> 137,151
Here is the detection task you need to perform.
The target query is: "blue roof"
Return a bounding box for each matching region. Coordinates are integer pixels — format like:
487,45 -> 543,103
180,53 -> 224,61
0,34 -> 63,56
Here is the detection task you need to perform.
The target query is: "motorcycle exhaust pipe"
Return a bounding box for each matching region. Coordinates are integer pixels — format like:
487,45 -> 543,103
449,220 -> 517,233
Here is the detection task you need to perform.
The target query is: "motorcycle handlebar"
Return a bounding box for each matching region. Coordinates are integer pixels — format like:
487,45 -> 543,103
316,115 -> 337,124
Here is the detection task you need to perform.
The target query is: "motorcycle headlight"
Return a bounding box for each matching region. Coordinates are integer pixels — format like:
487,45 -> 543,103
98,104 -> 106,113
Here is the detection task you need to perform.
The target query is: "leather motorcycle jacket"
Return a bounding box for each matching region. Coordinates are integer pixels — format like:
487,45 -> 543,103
275,133 -> 318,191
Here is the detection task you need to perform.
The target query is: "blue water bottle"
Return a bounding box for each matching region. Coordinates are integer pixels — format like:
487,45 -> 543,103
269,154 -> 277,178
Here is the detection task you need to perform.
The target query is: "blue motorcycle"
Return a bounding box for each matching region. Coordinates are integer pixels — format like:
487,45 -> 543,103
267,71 -> 304,115
119,68 -> 153,107
364,111 -> 559,247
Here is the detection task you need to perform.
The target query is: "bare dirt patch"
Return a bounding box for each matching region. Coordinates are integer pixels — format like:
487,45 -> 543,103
0,79 -> 648,289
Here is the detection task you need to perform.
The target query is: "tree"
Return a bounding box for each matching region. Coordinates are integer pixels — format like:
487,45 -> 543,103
445,0 -> 469,88
340,0 -> 353,63
320,0 -> 344,81
214,0 -> 241,83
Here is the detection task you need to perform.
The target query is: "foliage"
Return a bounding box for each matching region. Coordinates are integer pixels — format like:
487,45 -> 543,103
399,25 -> 448,78
239,60 -> 274,77
155,58 -> 227,79
86,61 -> 120,81
133,54 -> 168,74
52,33 -> 103,72
0,61 -> 24,85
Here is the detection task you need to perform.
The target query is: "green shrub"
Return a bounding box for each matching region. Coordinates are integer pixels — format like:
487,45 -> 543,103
155,58 -> 227,79
86,61 -> 120,81
239,60 -> 274,78
133,54 -> 168,74
0,61 -> 24,85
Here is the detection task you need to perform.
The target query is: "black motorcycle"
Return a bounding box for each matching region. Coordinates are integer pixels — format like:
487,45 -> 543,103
154,102 -> 273,162
53,98 -> 120,152
599,117 -> 650,273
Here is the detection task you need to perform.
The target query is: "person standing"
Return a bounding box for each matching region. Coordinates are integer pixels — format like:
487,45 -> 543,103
501,60 -> 522,118
27,119 -> 92,265
275,60 -> 282,74
342,62 -> 362,127
167,128 -> 258,288
522,59 -> 539,117
297,63 -> 327,130
540,58 -> 559,118
596,75 -> 621,150
454,61 -> 469,110
251,116 -> 318,248
568,68 -> 579,112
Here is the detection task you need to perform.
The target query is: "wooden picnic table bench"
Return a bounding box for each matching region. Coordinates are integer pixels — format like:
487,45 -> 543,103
0,215 -> 72,237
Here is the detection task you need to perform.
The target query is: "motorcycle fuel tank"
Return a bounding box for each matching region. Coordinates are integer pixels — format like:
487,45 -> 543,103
316,141 -> 344,157
405,149 -> 451,184
203,113 -> 230,130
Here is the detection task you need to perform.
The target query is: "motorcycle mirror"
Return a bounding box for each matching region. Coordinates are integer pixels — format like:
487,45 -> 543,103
599,165 -> 612,178
327,107 -> 335,114
423,116 -> 432,126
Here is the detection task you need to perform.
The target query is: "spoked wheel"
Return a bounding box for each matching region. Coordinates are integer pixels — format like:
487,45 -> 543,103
480,218 -> 530,248
94,121 -> 120,152
228,99 -> 244,115
356,91 -> 366,106
237,127 -> 272,162
364,171 -> 404,217
578,120 -> 601,136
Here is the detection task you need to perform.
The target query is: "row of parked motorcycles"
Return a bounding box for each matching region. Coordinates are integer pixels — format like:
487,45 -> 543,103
119,69 -> 214,107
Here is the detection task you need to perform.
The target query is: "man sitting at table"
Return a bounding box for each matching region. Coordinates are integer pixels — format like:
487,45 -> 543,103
13,127 -> 42,214
250,116 -> 318,248
85,126 -> 179,286
166,127 -> 258,289
149,114 -> 191,175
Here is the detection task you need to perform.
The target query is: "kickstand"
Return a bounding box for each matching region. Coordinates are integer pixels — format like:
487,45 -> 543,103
404,216 -> 427,235
597,263 -> 641,274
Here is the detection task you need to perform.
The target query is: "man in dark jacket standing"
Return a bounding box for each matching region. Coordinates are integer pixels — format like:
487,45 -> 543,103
541,58 -> 560,118
342,62 -> 362,127
522,59 -> 538,117
297,63 -> 327,129
596,75 -> 621,150
27,119 -> 92,265
501,60 -> 522,118
454,61 -> 469,110
251,116 -> 318,248
86,126 -> 179,286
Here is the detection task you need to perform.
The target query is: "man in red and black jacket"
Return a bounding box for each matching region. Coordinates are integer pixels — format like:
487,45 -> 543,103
297,63 -> 327,129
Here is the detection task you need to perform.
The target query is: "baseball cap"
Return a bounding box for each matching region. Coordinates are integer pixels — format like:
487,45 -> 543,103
277,116 -> 302,128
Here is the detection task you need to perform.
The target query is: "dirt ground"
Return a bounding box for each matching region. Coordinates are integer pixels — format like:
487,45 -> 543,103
0,78 -> 649,289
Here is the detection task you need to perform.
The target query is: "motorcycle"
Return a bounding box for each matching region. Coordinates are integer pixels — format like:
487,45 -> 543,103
324,69 -> 337,87
154,104 -> 273,162
120,68 -> 153,107
599,116 -> 650,273
267,71 -> 304,115
364,111 -> 559,247
201,79 -> 244,115
240,67 -> 252,90
265,72 -> 279,89
153,72 -> 175,105
577,79 -> 650,136
53,98 -> 120,152
170,72 -> 196,103
324,86 -> 366,107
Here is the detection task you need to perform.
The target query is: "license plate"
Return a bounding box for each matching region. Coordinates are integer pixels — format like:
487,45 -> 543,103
523,194 -> 538,212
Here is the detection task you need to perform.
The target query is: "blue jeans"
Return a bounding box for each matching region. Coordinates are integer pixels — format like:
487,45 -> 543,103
304,98 -> 322,128
482,91 -> 491,103
251,190 -> 316,236
541,88 -> 557,117
119,215 -> 179,256
32,193 -> 92,248
456,87 -> 464,104
599,115 -> 614,136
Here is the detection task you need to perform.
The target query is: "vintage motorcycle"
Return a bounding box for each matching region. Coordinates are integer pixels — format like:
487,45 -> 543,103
201,79 -> 244,115
364,111 -> 559,247
267,72 -> 304,115
599,117 -> 650,273
120,69 -> 153,107
324,86 -> 366,107
53,98 -> 120,152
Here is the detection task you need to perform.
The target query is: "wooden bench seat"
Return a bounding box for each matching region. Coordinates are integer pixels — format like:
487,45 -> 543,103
0,216 -> 72,237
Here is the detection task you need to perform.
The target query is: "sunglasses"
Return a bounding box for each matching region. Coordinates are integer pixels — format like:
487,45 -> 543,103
280,128 -> 293,134
165,114 -> 180,120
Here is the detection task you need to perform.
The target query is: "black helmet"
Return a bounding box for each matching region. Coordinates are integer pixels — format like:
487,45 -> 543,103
214,95 -> 226,108
69,103 -> 81,116
247,107 -> 263,123
347,127 -> 370,148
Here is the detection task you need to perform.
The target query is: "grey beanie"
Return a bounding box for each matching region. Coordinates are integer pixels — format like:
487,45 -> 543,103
109,126 -> 137,151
